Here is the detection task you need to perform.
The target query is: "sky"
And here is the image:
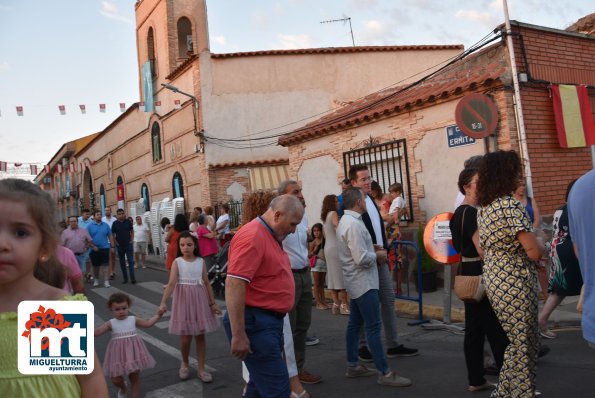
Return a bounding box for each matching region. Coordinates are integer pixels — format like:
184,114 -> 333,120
0,0 -> 592,175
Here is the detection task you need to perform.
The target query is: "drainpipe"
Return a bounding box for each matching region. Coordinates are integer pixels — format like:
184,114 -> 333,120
502,0 -> 534,197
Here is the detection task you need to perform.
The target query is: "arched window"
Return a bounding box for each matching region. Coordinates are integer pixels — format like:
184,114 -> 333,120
172,172 -> 184,198
177,17 -> 193,58
151,122 -> 162,162
99,184 -> 106,216
147,27 -> 157,78
141,183 -> 150,212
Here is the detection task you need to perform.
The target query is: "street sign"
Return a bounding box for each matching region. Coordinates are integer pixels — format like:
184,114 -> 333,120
446,125 -> 476,148
423,212 -> 460,264
454,93 -> 499,139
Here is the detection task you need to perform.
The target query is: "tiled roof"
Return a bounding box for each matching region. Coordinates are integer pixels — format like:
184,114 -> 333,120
209,158 -> 289,169
278,48 -> 509,146
211,44 -> 463,59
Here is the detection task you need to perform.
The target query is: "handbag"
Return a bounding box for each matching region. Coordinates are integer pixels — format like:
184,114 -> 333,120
453,206 -> 486,302
309,255 -> 317,268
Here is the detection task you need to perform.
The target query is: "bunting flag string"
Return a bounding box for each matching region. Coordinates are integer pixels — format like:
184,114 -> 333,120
0,161 -> 44,175
1,99 -> 190,117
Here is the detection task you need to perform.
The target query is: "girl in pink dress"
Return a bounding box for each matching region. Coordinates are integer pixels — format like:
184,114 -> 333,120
95,293 -> 164,398
159,231 -> 221,383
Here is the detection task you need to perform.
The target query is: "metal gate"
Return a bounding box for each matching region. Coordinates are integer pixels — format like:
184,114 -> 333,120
343,138 -> 413,221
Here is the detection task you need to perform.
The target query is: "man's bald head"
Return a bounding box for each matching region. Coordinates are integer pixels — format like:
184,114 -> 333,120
262,194 -> 304,241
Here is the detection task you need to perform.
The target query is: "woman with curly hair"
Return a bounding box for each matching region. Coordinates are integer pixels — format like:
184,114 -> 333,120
476,150 -> 543,397
321,194 -> 349,315
242,190 -> 277,225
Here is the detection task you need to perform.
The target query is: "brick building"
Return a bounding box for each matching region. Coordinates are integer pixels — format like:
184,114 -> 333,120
35,0 -> 462,220
279,20 -> 595,226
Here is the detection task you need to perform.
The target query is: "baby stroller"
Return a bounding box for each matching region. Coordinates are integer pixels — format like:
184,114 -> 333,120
208,240 -> 230,297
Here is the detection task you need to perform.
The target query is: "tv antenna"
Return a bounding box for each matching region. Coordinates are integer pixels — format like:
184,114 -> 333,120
320,16 -> 355,47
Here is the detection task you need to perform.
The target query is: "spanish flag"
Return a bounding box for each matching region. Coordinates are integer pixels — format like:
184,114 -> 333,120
551,84 -> 595,148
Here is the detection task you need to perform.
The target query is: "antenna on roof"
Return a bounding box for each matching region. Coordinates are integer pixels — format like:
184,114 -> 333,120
320,16 -> 355,47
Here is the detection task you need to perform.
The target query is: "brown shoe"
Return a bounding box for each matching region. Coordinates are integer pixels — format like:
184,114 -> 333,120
298,369 -> 322,384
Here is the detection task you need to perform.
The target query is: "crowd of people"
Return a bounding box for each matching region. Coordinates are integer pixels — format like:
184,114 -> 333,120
1,148 -> 593,397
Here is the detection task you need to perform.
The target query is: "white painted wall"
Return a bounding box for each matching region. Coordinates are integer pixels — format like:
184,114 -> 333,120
298,155 -> 343,228
415,126 -> 485,218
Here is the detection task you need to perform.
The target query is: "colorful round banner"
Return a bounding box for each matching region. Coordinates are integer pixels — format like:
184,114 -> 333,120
423,212 -> 460,264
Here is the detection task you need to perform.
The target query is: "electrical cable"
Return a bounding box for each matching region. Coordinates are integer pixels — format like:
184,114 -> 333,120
205,30 -> 502,147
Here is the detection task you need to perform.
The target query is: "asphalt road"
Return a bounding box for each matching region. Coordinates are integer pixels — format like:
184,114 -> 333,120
87,266 -> 595,397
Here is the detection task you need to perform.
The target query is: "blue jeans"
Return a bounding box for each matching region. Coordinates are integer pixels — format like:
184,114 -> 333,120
116,244 -> 135,282
360,262 -> 399,349
223,308 -> 290,398
347,289 -> 389,375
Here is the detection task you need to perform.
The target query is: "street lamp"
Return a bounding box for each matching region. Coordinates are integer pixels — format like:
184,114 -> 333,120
160,83 -> 201,143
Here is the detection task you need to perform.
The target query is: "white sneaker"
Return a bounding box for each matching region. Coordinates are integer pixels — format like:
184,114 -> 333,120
104,280 -> 111,288
93,280 -> 99,287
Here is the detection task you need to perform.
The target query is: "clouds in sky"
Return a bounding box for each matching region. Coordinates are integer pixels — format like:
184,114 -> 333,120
359,19 -> 397,44
0,61 -> 9,71
276,34 -> 314,49
212,36 -> 227,46
99,1 -> 133,24
455,10 -> 499,27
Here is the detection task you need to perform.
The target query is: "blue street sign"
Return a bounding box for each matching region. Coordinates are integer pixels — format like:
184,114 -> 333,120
446,125 -> 476,148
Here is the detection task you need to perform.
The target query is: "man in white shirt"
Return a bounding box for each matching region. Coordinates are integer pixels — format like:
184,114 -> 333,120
102,206 -> 116,279
338,187 -> 412,387
133,215 -> 150,269
349,164 -> 418,361
279,180 -> 322,385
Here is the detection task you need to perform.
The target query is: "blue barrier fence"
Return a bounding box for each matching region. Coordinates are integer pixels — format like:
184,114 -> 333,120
392,240 -> 430,326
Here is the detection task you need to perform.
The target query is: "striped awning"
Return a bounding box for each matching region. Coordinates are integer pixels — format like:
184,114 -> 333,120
249,164 -> 289,191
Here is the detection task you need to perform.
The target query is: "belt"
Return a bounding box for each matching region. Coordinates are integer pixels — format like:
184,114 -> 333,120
461,256 -> 481,262
245,306 -> 285,319
74,252 -> 86,256
292,267 -> 308,274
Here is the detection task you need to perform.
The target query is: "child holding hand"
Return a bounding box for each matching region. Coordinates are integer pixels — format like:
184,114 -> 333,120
160,231 -> 221,383
95,292 -> 164,398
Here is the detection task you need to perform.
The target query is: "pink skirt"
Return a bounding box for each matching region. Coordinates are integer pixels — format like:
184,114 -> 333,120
103,335 -> 156,377
169,283 -> 219,335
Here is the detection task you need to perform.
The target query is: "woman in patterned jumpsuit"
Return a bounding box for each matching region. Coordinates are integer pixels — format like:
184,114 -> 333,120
476,150 -> 543,398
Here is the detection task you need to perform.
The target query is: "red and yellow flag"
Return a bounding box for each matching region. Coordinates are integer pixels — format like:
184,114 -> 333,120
551,84 -> 595,148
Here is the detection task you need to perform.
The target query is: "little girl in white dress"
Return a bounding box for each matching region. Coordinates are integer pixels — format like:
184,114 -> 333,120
95,292 -> 164,398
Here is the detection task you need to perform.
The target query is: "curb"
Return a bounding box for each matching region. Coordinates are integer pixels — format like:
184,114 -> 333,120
396,301 -> 465,323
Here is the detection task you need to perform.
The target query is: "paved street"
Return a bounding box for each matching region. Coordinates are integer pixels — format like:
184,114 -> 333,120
87,262 -> 595,398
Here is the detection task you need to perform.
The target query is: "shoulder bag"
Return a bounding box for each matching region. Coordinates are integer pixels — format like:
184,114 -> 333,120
453,206 -> 486,302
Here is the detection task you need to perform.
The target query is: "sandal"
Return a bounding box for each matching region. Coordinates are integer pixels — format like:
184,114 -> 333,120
179,366 -> 190,380
331,303 -> 340,315
340,304 -> 351,315
291,390 -> 311,398
198,370 -> 213,383
539,327 -> 557,339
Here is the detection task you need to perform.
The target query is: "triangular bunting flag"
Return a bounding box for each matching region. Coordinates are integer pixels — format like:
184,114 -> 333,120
99,104 -> 106,113
174,100 -> 181,109
120,103 -> 126,112
154,101 -> 161,112
30,165 -> 38,175
139,102 -> 145,112
79,104 -> 86,114
58,105 -> 66,115
16,106 -> 24,116
0,161 -> 7,172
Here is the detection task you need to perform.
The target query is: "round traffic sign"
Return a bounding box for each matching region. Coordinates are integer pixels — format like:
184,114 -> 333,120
423,212 -> 460,264
454,93 -> 499,139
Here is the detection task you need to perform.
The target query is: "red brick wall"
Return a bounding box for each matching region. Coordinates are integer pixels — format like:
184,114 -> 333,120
513,24 -> 595,215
